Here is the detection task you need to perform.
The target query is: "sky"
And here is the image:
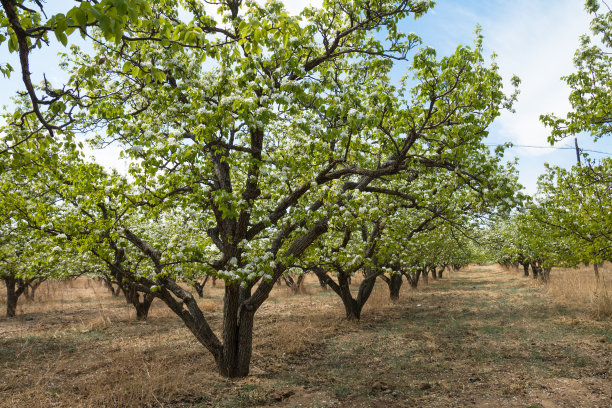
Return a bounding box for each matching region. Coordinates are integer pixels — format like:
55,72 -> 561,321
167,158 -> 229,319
1,0 -> 611,194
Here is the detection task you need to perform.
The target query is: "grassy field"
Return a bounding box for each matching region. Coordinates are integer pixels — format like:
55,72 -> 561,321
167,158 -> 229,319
1,265 -> 611,407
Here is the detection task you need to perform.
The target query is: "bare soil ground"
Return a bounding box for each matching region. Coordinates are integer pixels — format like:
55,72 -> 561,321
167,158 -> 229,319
1,265 -> 611,407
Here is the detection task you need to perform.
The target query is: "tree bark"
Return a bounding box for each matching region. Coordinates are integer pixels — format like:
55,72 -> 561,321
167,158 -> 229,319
5,277 -> 18,317
152,279 -> 224,371
194,282 -> 204,298
102,275 -> 122,296
124,284 -> 154,321
23,277 -> 46,301
282,274 -> 305,293
406,269 -> 422,289
530,262 -> 541,280
314,267 -> 379,320
338,271 -> 361,320
294,275 -> 305,292
387,274 -> 402,301
3,277 -> 27,317
540,267 -> 551,283
522,262 -> 530,277
380,273 -> 403,300
594,263 -> 600,280
192,276 -> 209,298
422,268 -> 429,285
218,283 -> 254,377
312,267 -> 328,289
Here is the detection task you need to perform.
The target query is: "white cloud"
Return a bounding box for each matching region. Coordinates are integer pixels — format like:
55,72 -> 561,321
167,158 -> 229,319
281,0 -> 323,15
84,144 -> 131,175
483,0 -> 591,155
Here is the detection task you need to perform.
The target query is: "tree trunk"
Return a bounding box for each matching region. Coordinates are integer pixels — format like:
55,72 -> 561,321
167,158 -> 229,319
338,272 -> 361,320
313,267 -> 328,289
4,277 -> 18,317
26,285 -> 36,301
522,263 -> 530,277
388,274 -> 402,300
124,284 -> 154,321
151,279 -> 225,375
134,297 -> 153,320
282,274 -> 305,293
218,284 -> 254,377
282,274 -> 295,287
530,262 -> 540,280
540,267 -> 551,283
103,276 -> 122,297
312,267 -> 378,320
294,275 -> 305,293
594,263 -> 600,280
24,278 -> 44,301
422,268 -> 429,285
429,267 -> 437,281
437,267 -> 444,279
406,269 -> 422,289
192,277 -> 208,298
342,297 -> 362,320
380,273 -> 403,301
194,283 -> 204,298
3,277 -> 27,317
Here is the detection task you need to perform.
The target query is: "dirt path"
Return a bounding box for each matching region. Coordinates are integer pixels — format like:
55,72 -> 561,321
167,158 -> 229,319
1,266 -> 611,407
266,265 -> 612,408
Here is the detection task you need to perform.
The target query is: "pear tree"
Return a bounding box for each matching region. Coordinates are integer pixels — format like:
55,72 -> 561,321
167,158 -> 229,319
535,160 -> 612,279
4,0 -> 520,378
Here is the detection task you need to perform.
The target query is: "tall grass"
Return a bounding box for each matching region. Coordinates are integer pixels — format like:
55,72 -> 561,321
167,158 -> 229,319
546,263 -> 612,319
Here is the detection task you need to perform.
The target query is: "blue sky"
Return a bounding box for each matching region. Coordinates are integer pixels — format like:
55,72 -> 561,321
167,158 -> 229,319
1,0 -> 610,194
403,0 -> 612,194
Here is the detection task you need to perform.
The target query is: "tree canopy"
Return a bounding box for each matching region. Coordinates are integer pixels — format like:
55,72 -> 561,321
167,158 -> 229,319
0,0 -> 527,378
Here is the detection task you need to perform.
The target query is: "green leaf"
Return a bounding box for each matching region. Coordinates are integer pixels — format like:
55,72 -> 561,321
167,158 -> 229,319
55,30 -> 68,46
122,61 -> 133,73
8,35 -> 18,53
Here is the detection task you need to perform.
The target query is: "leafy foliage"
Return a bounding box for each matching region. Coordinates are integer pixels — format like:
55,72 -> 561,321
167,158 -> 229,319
541,0 -> 612,141
0,0 -> 526,378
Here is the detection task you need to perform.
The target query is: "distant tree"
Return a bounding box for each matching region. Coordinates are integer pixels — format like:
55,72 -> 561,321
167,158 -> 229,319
535,160 -> 612,279
0,228 -> 47,317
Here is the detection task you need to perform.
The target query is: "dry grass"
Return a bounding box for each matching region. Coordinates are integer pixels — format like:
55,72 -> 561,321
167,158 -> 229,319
1,268 -> 611,407
544,262 -> 612,319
